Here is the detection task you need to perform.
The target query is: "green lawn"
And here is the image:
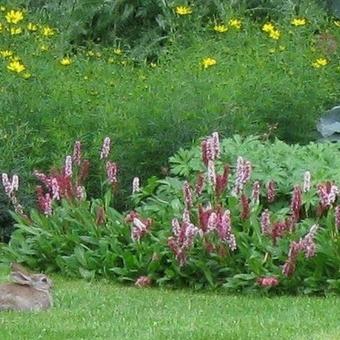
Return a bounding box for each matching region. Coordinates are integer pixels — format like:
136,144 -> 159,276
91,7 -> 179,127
0,269 -> 339,339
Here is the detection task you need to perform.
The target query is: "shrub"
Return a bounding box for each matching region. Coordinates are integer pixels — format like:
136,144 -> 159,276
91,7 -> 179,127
1,135 -> 340,294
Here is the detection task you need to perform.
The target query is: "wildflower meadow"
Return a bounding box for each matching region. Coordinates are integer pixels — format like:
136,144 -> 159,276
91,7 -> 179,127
0,0 -> 339,338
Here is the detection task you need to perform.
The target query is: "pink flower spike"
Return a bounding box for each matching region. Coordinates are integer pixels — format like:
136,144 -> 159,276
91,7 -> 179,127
303,171 -> 311,192
2,173 -> 12,195
135,276 -> 151,288
182,181 -> 193,208
335,206 -> 340,230
195,173 -> 205,196
72,141 -> 82,166
267,180 -> 276,203
251,181 -> 260,205
212,132 -> 221,159
132,177 -> 140,194
257,276 -> 279,287
64,155 -> 73,177
100,137 -> 111,160
291,186 -> 302,221
207,160 -> 216,186
76,185 -> 86,201
106,161 -> 118,184
260,209 -> 271,235
51,177 -> 60,200
233,156 -> 252,195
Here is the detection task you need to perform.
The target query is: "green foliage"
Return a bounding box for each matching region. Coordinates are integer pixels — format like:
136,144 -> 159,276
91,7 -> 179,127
1,136 -> 340,294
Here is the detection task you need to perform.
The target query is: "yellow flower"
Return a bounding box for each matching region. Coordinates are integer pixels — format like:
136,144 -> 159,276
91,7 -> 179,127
312,57 -> 328,68
269,29 -> 280,40
22,72 -> 31,79
262,22 -> 275,33
150,62 -> 157,68
40,44 -> 48,52
107,57 -> 114,64
41,26 -> 55,37
60,57 -> 72,66
229,19 -> 241,29
27,22 -> 38,31
334,20 -> 340,27
213,24 -> 228,33
291,18 -> 306,26
0,6 -> 6,11
10,27 -> 22,35
113,48 -> 123,55
202,57 -> 217,69
0,50 -> 13,58
175,6 -> 192,15
7,60 -> 25,73
5,10 -> 24,24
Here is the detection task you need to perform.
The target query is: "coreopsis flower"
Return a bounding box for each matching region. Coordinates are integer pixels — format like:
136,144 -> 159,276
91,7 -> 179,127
267,180 -> 276,203
214,24 -> 228,33
262,23 -> 275,33
64,155 -> 73,177
10,27 -> 22,35
303,171 -> 311,192
175,5 -> 192,15
168,218 -> 198,266
7,60 -> 25,73
335,206 -> 340,230
106,161 -> 118,184
135,276 -> 151,288
27,22 -> 38,31
60,57 -> 72,66
182,181 -> 193,208
202,57 -> 217,69
240,193 -> 250,220
100,137 -> 111,159
317,182 -> 338,208
233,156 -> 252,195
113,48 -> 123,55
260,209 -> 271,235
291,186 -> 302,221
291,18 -> 306,26
0,50 -> 13,58
5,10 -> 24,24
72,141 -> 81,165
132,177 -> 140,194
195,173 -> 205,195
269,29 -> 280,40
257,276 -> 279,287
215,165 -> 229,197
41,26 -> 55,37
251,181 -> 260,204
207,160 -> 216,186
228,19 -> 241,29
312,58 -> 328,68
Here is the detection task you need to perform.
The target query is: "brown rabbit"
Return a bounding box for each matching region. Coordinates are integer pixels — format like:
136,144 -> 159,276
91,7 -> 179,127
0,263 -> 53,311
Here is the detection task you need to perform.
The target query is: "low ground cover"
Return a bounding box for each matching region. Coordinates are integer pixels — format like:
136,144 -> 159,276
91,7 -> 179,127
0,267 -> 339,339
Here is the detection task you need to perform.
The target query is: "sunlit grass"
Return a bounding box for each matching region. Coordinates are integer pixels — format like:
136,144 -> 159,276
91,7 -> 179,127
0,269 -> 339,339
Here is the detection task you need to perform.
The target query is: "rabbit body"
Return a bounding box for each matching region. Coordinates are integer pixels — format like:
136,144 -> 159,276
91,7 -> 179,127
0,264 -> 53,311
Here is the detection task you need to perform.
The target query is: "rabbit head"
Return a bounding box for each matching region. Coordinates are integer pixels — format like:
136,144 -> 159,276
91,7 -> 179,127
10,263 -> 52,292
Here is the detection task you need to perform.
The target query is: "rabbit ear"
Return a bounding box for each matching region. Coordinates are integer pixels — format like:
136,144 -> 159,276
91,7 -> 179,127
11,263 -> 31,275
11,271 -> 32,286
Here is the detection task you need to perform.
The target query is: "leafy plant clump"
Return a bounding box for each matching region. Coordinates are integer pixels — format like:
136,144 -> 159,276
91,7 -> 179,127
1,134 -> 339,294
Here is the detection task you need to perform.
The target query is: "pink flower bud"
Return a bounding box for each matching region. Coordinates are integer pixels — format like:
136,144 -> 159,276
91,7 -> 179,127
207,160 -> 216,186
106,161 -> 118,184
303,171 -> 311,192
251,181 -> 260,205
291,186 -> 302,221
233,156 -> 252,195
135,276 -> 151,288
182,181 -> 193,208
51,177 -> 60,200
76,185 -> 86,201
132,177 -> 140,194
267,180 -> 276,203
72,141 -> 82,166
257,276 -> 279,287
261,209 -> 271,235
64,155 -> 73,177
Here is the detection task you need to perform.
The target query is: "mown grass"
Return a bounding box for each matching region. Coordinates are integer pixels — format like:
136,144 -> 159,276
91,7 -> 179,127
0,268 -> 339,339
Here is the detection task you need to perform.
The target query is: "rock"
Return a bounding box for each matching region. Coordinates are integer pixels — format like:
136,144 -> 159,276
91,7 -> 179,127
317,106 -> 340,141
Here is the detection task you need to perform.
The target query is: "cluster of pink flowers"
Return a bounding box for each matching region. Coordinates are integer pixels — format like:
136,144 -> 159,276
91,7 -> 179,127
1,173 -> 23,214
126,211 -> 152,242
303,171 -> 311,192
198,206 -> 237,251
260,210 -> 294,244
240,194 -> 250,220
135,276 -> 151,288
317,182 -> 338,209
182,181 -> 193,208
233,156 -> 252,195
168,217 -> 199,266
282,224 -> 318,277
251,181 -> 260,205
215,165 -> 229,197
195,173 -> 205,195
100,137 -> 111,160
257,276 -> 279,287
132,177 -> 140,194
106,161 -> 118,185
33,141 -> 90,215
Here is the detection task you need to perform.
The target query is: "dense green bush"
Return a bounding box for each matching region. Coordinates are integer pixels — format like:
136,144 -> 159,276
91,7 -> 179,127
1,135 -> 339,294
